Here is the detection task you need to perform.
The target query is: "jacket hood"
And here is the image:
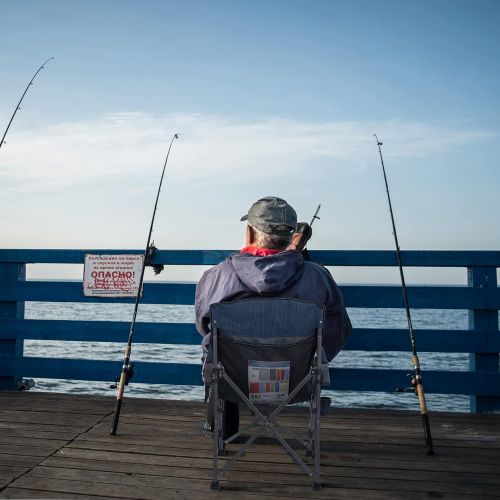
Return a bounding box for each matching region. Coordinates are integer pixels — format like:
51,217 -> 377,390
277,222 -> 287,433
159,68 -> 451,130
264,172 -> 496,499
230,251 -> 304,295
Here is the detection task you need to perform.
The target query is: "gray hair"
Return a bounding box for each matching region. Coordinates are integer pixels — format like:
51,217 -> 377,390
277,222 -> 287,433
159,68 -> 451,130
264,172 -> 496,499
252,225 -> 291,250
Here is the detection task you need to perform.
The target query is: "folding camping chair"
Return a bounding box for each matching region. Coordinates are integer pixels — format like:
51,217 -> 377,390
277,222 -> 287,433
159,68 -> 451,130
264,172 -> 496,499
208,298 -> 325,491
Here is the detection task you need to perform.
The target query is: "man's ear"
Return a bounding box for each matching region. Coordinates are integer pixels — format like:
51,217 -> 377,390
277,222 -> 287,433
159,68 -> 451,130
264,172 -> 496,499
246,224 -> 255,245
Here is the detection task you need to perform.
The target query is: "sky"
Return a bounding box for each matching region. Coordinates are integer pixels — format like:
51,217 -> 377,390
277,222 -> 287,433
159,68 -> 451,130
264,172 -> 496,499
0,0 -> 499,283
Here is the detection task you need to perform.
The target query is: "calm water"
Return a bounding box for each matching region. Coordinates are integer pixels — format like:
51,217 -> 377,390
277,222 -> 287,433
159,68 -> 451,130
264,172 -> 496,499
23,301 -> 481,412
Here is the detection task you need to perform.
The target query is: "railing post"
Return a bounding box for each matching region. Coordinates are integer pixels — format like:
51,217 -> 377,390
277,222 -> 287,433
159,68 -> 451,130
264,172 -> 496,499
0,262 -> 26,390
467,266 -> 500,413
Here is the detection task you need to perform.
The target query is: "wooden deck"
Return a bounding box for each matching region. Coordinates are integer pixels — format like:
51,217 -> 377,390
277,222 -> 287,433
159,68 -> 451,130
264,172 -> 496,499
0,392 -> 499,499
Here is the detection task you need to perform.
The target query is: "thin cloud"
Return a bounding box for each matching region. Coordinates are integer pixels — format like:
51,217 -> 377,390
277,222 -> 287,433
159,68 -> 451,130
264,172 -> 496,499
0,112 -> 495,192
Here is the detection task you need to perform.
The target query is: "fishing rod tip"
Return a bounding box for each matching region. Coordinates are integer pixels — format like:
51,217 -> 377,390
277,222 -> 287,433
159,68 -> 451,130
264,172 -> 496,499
174,133 -> 179,139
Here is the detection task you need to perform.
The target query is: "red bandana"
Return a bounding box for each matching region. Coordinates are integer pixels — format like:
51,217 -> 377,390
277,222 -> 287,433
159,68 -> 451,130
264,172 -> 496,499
240,246 -> 280,256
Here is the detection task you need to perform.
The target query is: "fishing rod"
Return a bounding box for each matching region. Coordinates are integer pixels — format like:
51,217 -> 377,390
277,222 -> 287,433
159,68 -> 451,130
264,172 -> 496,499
0,58 -> 55,151
290,204 -> 321,254
374,134 -> 434,455
310,204 -> 321,227
110,132 -> 179,435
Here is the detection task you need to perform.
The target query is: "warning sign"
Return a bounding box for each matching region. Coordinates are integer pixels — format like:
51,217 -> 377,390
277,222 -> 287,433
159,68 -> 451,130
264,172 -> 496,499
83,254 -> 144,297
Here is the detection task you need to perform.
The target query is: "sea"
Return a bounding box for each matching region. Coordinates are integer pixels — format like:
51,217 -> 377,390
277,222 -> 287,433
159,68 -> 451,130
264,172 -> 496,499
23,301 -> 493,413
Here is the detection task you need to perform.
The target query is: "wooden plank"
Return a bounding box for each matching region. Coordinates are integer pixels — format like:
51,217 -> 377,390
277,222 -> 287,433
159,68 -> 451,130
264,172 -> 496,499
0,421 -> 93,437
19,467 -> 319,496
2,476 -> 302,499
0,444 -> 62,458
64,436 -> 500,464
0,488 -> 124,499
0,455 -> 43,468
0,436 -> 68,448
2,248 -> 500,267
4,319 -> 499,353
48,449 -> 500,479
75,425 -> 500,450
308,250 -> 500,267
0,468 -> 31,490
24,465 -> 500,497
0,319 -> 200,345
0,357 -> 201,385
0,262 -> 25,391
0,409 -> 105,427
2,394 -> 495,425
2,280 -> 500,310
0,426 -> 77,441
0,281 -> 196,305
0,467 -> 30,478
0,400 -> 112,414
54,439 -> 500,473
3,357 -> 500,396
0,249 -> 233,266
0,487 -> 460,500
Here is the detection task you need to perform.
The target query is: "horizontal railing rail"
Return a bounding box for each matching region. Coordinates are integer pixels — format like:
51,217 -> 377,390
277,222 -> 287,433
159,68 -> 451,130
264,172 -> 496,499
1,248 -> 500,266
1,249 -> 499,412
2,357 -> 500,396
2,319 -> 499,353
2,281 -> 500,309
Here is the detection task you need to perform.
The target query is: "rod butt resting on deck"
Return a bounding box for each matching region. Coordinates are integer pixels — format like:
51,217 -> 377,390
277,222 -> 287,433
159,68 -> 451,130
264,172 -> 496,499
110,398 -> 123,435
422,412 -> 434,455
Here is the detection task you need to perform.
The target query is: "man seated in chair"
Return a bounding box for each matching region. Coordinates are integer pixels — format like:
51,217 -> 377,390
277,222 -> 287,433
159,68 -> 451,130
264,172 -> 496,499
195,196 -> 352,438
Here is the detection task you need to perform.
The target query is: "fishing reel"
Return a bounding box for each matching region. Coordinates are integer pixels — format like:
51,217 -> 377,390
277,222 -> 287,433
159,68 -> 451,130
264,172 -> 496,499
145,243 -> 164,275
396,373 -> 418,395
110,363 -> 134,390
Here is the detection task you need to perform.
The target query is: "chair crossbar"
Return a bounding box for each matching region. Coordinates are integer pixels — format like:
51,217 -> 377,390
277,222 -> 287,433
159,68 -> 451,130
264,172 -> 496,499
219,367 -> 317,476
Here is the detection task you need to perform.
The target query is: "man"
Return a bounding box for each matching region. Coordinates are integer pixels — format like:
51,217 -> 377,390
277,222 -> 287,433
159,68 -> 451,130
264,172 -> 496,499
195,196 -> 352,436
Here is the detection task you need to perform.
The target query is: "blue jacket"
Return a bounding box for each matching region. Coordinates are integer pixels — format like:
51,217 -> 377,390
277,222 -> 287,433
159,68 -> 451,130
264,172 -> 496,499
195,250 -> 352,361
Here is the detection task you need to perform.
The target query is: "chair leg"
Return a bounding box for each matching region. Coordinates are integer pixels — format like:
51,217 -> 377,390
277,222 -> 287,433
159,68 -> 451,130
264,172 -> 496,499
217,393 -> 225,456
313,372 -> 322,489
212,383 -> 220,488
306,392 -> 316,457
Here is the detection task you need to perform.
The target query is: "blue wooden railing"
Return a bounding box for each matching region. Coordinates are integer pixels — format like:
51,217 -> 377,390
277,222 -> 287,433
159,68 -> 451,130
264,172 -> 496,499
1,249 -> 499,413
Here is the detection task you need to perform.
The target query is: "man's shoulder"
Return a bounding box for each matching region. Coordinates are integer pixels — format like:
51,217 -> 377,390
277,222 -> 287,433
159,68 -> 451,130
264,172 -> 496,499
302,260 -> 330,276
301,261 -> 337,287
199,256 -> 236,281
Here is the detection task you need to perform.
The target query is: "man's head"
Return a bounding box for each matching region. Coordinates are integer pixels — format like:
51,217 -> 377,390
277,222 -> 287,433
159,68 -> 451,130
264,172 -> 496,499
241,196 -> 297,250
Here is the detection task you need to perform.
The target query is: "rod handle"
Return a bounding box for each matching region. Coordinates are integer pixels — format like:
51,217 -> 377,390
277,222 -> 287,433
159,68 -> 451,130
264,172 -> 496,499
110,369 -> 128,435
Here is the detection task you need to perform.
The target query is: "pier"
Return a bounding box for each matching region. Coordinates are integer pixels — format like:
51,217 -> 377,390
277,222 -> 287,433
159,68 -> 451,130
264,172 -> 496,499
0,248 -> 499,497
1,392 -> 499,499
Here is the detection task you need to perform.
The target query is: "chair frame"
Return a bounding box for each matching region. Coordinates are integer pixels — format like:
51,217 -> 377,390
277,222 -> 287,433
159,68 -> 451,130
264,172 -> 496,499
209,298 -> 325,491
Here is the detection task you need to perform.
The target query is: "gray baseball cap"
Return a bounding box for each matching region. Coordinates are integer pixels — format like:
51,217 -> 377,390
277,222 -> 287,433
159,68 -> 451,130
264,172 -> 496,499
240,196 -> 297,236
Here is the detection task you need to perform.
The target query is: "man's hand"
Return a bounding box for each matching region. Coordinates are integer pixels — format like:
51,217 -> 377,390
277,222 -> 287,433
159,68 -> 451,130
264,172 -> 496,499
287,222 -> 312,252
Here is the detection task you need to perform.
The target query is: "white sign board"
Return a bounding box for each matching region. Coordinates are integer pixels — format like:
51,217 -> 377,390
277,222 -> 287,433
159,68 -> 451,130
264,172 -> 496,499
83,254 -> 144,298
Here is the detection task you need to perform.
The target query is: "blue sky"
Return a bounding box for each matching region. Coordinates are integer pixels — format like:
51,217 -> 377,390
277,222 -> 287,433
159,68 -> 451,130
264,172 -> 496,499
1,0 -> 499,282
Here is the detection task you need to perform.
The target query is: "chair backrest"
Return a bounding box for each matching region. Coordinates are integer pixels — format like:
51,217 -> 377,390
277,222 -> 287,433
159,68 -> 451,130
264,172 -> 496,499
210,298 -> 325,404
